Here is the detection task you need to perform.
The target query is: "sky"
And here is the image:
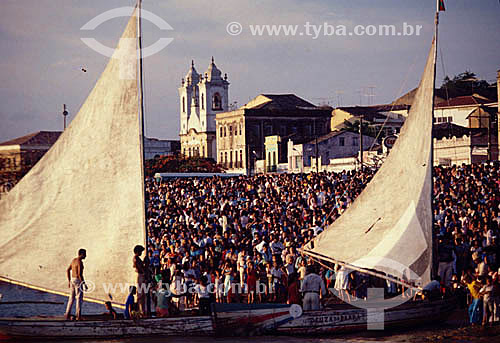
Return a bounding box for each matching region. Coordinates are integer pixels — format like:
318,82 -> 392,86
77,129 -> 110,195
0,0 -> 499,142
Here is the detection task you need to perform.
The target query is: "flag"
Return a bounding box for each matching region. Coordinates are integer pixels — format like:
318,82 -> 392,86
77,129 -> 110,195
438,0 -> 446,11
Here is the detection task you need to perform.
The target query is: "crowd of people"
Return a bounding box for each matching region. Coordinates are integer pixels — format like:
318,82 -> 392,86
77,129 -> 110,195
131,162 -> 500,325
433,163 -> 500,325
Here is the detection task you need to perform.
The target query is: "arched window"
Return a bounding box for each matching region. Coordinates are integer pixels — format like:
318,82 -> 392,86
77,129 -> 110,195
212,92 -> 222,110
220,126 -> 223,138
220,152 -> 223,163
229,125 -> 232,136
182,96 -> 185,113
201,93 -> 204,110
240,150 -> 243,168
230,151 -> 233,168
224,126 -> 227,137
239,123 -> 242,135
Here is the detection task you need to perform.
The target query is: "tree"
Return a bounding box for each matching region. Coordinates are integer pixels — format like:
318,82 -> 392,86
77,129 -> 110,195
343,119 -> 378,138
440,70 -> 491,98
144,155 -> 224,176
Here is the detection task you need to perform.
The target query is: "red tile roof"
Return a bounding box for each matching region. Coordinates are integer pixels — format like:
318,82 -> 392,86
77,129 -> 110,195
0,131 -> 62,146
435,95 -> 494,108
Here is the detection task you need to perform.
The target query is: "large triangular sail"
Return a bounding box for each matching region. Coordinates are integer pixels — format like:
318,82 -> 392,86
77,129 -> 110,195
302,39 -> 437,288
0,8 -> 145,304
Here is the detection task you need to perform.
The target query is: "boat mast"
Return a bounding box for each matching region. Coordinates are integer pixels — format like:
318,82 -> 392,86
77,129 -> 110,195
430,0 -> 440,280
138,0 -> 148,249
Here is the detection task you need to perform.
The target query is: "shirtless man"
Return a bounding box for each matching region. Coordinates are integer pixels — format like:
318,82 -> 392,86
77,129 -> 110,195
65,248 -> 87,320
133,245 -> 146,316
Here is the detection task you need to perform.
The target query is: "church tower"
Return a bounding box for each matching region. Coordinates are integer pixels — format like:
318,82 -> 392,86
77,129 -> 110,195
179,58 -> 229,159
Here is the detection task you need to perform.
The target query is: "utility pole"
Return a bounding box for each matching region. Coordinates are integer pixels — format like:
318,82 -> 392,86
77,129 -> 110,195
356,89 -> 363,105
364,86 -> 376,105
62,104 -> 68,130
359,116 -> 363,171
335,90 -> 344,107
314,118 -> 319,173
487,110 -> 492,161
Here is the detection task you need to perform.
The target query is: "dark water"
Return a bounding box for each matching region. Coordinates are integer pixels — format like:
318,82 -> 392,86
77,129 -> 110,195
0,282 -> 103,318
1,282 -> 497,343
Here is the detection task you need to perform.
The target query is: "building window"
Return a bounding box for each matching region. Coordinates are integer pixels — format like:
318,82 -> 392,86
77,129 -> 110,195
224,126 -> 227,137
229,125 -> 233,136
220,126 -> 223,137
239,123 -> 242,135
224,152 -> 228,167
339,137 -> 345,146
264,123 -> 273,136
230,151 -> 233,168
202,146 -> 205,157
212,92 -> 222,110
240,150 -> 243,168
353,137 -> 358,146
280,125 -> 286,137
220,152 -> 223,163
305,125 -> 312,136
182,96 -> 185,113
201,93 -> 204,110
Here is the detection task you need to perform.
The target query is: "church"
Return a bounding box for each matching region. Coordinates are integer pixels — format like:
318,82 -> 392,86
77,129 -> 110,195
179,58 -> 229,160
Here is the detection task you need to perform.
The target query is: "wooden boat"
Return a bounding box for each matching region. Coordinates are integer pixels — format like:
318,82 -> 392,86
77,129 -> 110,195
0,315 -> 213,340
212,299 -> 456,336
0,0 -> 457,340
0,299 -> 455,339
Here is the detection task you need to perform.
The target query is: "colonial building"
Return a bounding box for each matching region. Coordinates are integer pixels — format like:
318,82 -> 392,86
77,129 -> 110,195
215,94 -> 331,173
0,131 -> 61,191
434,95 -> 496,127
287,130 -> 375,173
144,138 -> 180,159
179,58 -> 229,160
331,105 -> 408,135
433,123 -> 498,165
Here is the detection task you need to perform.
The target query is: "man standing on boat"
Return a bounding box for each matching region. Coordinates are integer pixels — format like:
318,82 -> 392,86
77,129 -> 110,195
300,265 -> 326,311
64,248 -> 87,320
133,245 -> 146,316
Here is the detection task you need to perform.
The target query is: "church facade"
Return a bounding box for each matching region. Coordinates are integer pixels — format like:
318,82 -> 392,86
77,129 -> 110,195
179,58 -> 229,160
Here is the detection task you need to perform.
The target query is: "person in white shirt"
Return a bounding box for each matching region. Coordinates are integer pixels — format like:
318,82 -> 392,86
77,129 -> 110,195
300,265 -> 326,311
194,276 -> 212,315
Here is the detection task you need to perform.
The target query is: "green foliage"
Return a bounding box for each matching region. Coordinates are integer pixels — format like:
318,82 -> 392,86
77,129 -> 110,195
145,155 -> 224,176
342,120 -> 379,138
440,70 -> 491,98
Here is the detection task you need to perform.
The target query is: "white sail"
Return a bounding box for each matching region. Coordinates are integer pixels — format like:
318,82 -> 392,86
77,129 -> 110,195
303,39 -> 437,287
0,8 -> 145,304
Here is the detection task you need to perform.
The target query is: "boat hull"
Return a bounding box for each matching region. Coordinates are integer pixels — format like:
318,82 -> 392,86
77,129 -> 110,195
213,298 -> 456,335
0,316 -> 213,340
0,299 -> 456,339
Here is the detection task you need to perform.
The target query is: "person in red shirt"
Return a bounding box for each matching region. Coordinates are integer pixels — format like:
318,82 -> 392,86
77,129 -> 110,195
246,261 -> 257,304
287,272 -> 301,305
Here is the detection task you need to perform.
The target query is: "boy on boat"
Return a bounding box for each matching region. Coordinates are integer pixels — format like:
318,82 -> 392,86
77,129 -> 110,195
104,301 -> 118,320
133,245 -> 147,316
64,248 -> 87,320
